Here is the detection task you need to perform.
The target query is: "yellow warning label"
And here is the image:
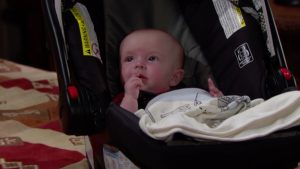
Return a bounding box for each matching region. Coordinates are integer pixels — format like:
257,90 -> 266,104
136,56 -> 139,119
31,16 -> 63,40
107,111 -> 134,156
70,6 -> 92,56
234,6 -> 246,28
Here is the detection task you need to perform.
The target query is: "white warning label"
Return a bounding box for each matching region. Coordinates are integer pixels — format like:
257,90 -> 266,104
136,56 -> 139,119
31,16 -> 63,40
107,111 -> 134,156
213,0 -> 246,39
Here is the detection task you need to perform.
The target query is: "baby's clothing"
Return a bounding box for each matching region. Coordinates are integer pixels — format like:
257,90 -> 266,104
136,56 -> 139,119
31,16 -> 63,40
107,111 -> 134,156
113,90 -> 157,109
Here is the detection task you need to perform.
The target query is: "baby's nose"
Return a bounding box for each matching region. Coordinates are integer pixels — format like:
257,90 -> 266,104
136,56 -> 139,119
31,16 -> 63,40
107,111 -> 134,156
135,60 -> 146,69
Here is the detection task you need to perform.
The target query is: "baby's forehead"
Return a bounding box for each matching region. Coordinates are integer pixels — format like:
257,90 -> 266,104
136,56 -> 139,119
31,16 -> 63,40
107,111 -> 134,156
127,30 -> 174,43
120,30 -> 183,60
121,32 -> 166,51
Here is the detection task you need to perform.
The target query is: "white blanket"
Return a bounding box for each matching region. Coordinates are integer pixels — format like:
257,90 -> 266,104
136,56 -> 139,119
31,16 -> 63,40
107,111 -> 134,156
136,88 -> 300,142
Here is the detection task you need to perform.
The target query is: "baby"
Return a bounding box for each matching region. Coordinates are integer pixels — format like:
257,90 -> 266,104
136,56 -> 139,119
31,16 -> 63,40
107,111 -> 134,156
118,29 -> 222,112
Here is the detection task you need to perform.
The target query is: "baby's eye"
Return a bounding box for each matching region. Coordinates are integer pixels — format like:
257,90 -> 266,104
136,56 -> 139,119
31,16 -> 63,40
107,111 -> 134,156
124,56 -> 134,62
148,56 -> 158,62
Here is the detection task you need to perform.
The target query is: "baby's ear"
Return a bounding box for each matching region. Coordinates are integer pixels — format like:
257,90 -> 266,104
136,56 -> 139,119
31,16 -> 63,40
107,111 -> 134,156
169,69 -> 184,87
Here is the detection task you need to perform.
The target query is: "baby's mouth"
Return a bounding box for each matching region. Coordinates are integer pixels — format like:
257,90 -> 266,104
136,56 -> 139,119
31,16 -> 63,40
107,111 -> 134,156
137,74 -> 147,80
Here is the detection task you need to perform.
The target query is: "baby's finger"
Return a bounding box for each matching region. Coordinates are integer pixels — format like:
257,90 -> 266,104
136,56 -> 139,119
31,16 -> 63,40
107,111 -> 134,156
208,78 -> 223,97
132,77 -> 143,88
208,78 -> 216,90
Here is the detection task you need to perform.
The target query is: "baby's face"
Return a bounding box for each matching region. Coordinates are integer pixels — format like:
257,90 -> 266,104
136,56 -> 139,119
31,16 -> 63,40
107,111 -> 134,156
120,30 -> 182,93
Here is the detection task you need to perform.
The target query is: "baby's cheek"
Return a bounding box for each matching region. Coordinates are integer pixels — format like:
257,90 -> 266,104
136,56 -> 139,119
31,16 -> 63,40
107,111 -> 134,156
121,70 -> 131,83
150,73 -> 161,82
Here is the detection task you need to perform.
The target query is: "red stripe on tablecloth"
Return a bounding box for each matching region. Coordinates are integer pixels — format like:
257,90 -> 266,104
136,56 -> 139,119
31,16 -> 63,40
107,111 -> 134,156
0,78 -> 59,95
0,78 -> 33,90
38,120 -> 63,132
0,142 -> 85,169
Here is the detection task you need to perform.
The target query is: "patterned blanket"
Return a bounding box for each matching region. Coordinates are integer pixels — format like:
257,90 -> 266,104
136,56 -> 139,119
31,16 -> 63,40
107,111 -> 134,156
0,59 -> 88,169
0,59 -> 59,127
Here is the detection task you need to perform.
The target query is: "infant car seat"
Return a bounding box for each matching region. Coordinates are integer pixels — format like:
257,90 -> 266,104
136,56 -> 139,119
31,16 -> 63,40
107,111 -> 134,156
42,0 -> 299,168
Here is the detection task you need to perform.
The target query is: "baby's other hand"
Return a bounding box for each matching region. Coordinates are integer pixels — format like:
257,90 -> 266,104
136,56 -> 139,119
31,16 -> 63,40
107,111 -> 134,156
208,78 -> 223,97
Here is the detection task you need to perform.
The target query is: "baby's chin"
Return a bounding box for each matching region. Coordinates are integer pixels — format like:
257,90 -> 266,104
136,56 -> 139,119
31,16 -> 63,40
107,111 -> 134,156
141,86 -> 170,94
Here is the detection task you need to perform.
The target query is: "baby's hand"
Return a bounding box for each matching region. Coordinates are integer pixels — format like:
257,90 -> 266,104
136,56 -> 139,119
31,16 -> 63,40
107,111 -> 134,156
124,76 -> 143,100
208,78 -> 223,97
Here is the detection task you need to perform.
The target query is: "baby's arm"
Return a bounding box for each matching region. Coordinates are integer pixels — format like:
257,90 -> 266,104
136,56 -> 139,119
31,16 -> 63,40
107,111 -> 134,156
208,78 -> 223,97
120,76 -> 143,112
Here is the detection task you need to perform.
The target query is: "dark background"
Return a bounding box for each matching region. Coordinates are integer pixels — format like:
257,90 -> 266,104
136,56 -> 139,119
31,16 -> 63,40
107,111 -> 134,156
0,0 -> 54,71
